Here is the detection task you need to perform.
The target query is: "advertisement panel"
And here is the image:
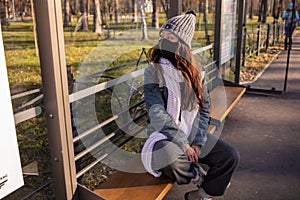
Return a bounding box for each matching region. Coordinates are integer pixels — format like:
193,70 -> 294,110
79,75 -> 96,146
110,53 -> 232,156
221,0 -> 237,64
0,26 -> 24,199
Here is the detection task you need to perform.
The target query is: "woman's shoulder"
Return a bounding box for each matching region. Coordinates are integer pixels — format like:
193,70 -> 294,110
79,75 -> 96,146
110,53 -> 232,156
144,63 -> 156,76
144,63 -> 163,85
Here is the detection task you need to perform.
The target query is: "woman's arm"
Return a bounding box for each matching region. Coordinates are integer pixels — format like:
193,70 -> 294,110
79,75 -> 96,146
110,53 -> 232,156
144,65 -> 189,148
282,10 -> 288,20
295,11 -> 300,22
189,84 -> 210,147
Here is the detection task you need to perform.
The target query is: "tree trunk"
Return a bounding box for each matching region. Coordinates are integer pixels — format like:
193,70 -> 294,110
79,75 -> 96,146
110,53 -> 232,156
133,0 -> 138,22
262,0 -> 268,23
249,0 -> 253,19
129,0 -> 133,13
4,0 -> 8,19
93,0 -> 102,34
204,0 -> 209,43
272,0 -> 276,18
114,0 -> 119,23
276,0 -> 283,20
80,0 -> 88,30
109,2 -> 113,22
101,0 -> 107,25
152,0 -> 159,29
87,0 -> 90,27
64,0 -> 71,27
140,0 -> 148,40
244,0 -> 248,20
204,0 -> 209,21
71,0 -> 78,15
11,0 -> 16,20
129,0 -> 133,21
258,0 -> 263,22
198,0 -> 203,13
30,0 -> 38,57
198,0 -> 202,30
165,0 -> 169,18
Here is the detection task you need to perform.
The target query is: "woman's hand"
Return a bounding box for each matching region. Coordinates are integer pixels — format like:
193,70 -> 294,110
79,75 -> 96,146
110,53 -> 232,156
191,145 -> 201,158
182,144 -> 198,163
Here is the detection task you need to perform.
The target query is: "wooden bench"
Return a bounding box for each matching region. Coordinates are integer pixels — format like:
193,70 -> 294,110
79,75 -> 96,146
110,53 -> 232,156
91,57 -> 246,199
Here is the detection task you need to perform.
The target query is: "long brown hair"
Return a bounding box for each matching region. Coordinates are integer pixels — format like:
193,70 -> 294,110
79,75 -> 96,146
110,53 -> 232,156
147,41 -> 206,111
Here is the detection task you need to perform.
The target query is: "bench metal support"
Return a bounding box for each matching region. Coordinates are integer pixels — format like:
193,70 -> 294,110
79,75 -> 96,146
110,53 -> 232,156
223,79 -> 246,88
245,86 -> 282,95
76,184 -> 104,200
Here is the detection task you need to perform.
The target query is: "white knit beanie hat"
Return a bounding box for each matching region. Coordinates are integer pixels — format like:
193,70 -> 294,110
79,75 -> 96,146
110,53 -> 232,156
160,11 -> 196,48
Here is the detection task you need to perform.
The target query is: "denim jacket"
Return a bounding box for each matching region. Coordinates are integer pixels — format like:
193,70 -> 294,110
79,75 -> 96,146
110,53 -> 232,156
144,64 -> 210,148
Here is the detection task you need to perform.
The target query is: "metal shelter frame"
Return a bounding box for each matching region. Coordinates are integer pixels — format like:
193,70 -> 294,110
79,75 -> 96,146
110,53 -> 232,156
284,0 -> 296,92
33,0 -> 102,199
30,0 -> 246,199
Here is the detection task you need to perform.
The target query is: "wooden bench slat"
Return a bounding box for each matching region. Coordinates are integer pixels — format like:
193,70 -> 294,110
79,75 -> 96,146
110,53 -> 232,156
94,156 -> 174,200
94,172 -> 173,200
210,86 -> 246,122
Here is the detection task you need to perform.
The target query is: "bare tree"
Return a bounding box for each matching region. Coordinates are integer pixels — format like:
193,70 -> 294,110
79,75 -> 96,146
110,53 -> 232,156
244,0 -> 249,20
160,0 -> 169,18
276,0 -> 284,20
93,0 -> 102,34
271,0 -> 275,18
257,0 -> 268,23
249,0 -> 253,19
64,0 -> 71,27
30,0 -> 38,56
133,0 -> 138,22
262,0 -> 268,23
152,0 -> 159,29
4,0 -> 8,19
203,0 -> 209,44
129,0 -> 133,20
140,0 -> 148,40
0,1 -> 7,23
114,0 -> 119,23
272,0 -> 282,19
80,0 -> 88,30
197,0 -> 202,30
182,0 -> 199,11
71,0 -> 80,15
108,0 -> 114,21
87,0 -> 90,26
258,0 -> 263,22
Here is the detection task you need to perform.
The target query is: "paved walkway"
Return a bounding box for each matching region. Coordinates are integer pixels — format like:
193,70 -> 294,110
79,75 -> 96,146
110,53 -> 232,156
165,31 -> 300,199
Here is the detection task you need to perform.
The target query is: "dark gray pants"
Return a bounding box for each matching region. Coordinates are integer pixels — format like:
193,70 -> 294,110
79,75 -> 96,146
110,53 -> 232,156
152,134 -> 240,196
284,26 -> 296,49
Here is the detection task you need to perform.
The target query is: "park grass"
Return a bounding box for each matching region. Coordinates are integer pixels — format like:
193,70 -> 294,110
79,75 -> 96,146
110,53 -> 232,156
2,14 -> 284,199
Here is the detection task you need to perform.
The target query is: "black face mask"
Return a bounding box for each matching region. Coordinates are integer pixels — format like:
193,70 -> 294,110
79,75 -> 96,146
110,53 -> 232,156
159,38 -> 179,61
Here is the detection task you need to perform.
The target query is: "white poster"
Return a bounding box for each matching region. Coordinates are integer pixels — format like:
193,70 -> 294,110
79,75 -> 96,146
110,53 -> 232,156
0,26 -> 24,199
221,0 -> 237,64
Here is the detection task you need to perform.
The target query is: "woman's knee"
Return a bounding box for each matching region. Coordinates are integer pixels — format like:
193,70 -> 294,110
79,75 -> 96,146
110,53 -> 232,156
227,146 -> 240,169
